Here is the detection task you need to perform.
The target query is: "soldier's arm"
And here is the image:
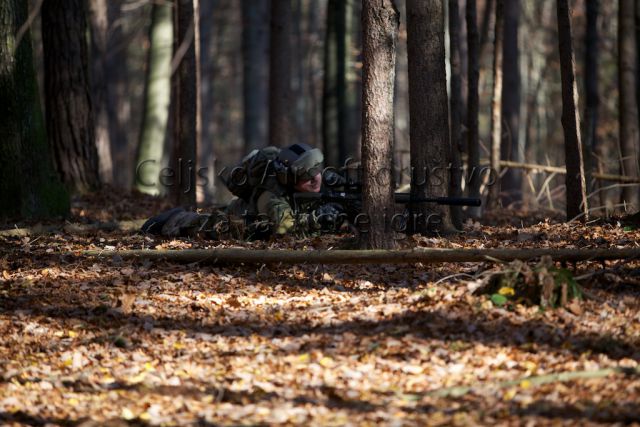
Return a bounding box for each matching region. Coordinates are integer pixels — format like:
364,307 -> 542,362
256,191 -> 316,235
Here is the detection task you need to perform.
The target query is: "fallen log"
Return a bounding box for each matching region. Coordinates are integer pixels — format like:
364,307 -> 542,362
79,247 -> 640,265
0,220 -> 147,238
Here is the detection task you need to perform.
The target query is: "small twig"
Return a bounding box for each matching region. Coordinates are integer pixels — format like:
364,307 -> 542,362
433,273 -> 474,286
416,366 -> 640,399
13,0 -> 44,55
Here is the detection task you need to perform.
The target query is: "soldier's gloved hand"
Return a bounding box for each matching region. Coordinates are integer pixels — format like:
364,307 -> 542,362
312,203 -> 345,231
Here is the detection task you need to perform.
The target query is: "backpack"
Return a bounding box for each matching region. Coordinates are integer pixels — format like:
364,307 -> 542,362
221,146 -> 281,202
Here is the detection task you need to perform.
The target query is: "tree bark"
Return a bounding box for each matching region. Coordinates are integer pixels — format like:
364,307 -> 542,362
81,247 -> 640,265
269,0 -> 292,147
42,0 -> 100,194
479,0 -> 494,59
466,0 -> 481,216
323,0 -> 357,166
171,0 -> 198,208
360,0 -> 398,249
105,0 -> 131,189
449,0 -> 464,229
618,0 -> 640,209
323,0 -> 340,166
0,0 -> 68,218
584,0 -> 599,201
500,0 -> 521,206
407,0 -> 454,233
135,1 -> 173,195
88,0 -> 114,185
242,0 -> 270,152
488,0 -> 504,210
557,0 -> 588,221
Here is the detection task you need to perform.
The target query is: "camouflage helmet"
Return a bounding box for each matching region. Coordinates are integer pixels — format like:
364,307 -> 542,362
277,143 -> 324,183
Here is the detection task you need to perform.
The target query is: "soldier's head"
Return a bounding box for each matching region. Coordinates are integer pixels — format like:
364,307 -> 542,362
277,143 -> 324,193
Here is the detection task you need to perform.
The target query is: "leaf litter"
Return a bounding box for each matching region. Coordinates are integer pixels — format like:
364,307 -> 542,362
0,196 -> 639,425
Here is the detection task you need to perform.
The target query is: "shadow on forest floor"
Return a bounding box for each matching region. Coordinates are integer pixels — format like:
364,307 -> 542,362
1,271 -> 638,362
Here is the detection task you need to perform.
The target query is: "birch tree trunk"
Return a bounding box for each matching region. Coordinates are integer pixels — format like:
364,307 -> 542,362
135,1 -> 173,195
488,0 -> 504,210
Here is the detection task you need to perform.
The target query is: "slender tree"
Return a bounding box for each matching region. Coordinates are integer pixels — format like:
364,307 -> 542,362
0,0 -> 68,217
557,0 -> 588,220
42,0 -> 100,193
479,0 -> 494,58
488,0 -> 504,210
88,0 -> 114,184
501,0 -> 521,205
269,0 -> 292,147
583,0 -> 599,199
105,0 -> 130,189
407,0 -> 455,233
449,0 -> 464,229
619,0 -> 640,209
360,0 -> 398,249
466,0 -> 481,216
242,0 -> 270,152
135,1 -> 173,195
323,0 -> 357,166
172,0 -> 198,207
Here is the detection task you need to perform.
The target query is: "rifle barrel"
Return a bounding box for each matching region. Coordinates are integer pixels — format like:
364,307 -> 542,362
294,192 -> 481,207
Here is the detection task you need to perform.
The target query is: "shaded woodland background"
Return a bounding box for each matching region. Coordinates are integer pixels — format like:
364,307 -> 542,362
4,0 -> 640,218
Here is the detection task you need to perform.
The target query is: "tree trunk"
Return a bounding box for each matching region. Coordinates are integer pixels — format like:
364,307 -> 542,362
105,0 -> 131,189
269,0 -> 292,147
449,0 -> 464,229
557,0 -> 588,221
0,0 -> 68,218
466,0 -> 481,216
584,0 -> 599,201
323,0 -> 357,167
88,0 -> 114,185
407,0 -> 453,233
360,0 -> 398,249
171,0 -> 198,208
135,1 -> 173,195
619,0 -> 640,209
198,0 -> 217,203
500,0 -> 521,206
42,0 -> 100,194
242,0 -> 270,153
479,0 -> 494,59
488,0 -> 504,210
323,0 -> 340,166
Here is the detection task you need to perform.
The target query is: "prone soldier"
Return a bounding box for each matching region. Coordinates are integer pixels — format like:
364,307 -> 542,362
141,144 -> 347,240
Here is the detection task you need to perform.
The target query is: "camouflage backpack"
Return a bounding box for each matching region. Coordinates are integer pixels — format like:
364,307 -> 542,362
221,146 -> 282,202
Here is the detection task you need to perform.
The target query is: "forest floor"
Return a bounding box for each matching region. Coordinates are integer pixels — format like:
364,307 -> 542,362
0,190 -> 639,426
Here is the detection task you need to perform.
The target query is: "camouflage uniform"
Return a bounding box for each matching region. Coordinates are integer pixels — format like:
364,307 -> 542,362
142,144 -> 334,240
